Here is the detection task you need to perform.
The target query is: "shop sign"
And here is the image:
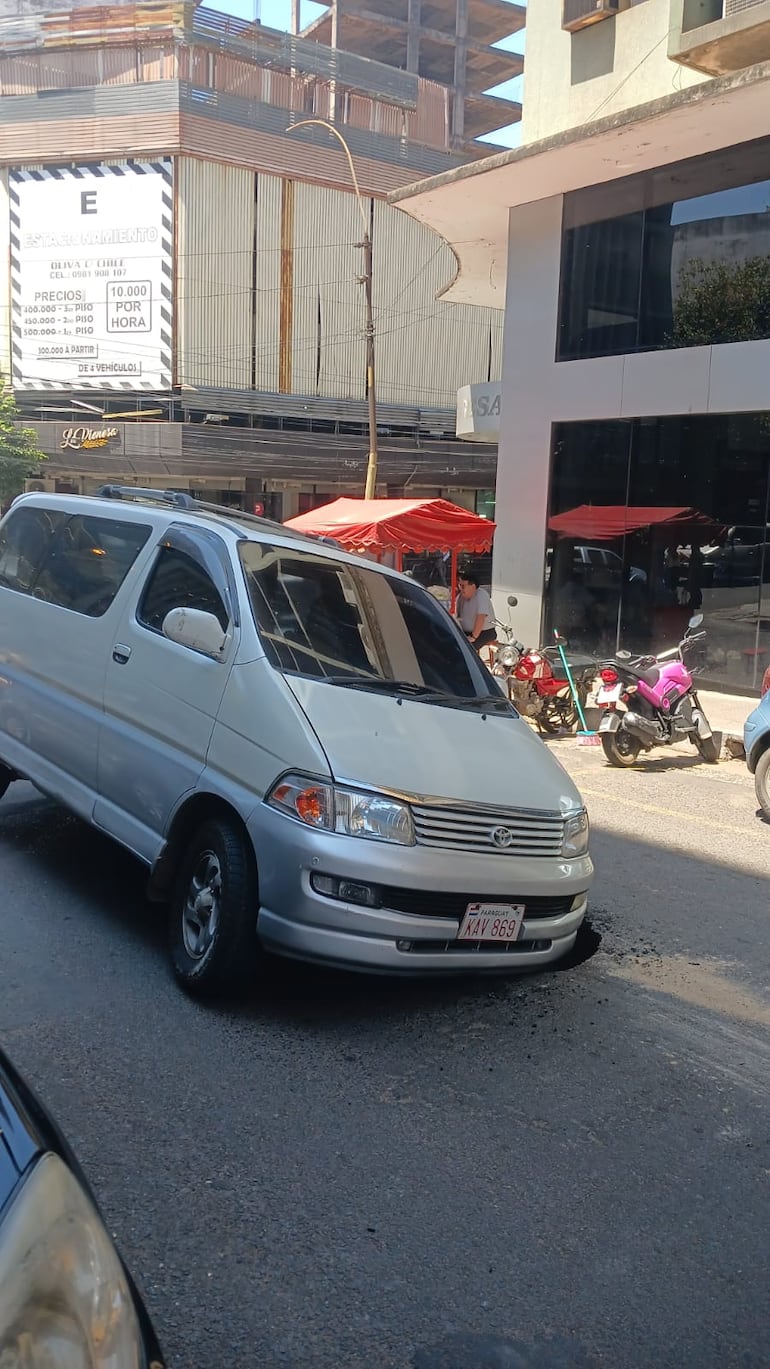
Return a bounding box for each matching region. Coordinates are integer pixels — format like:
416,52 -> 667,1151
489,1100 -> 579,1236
9,159 -> 173,392
60,425 -> 120,451
456,383 -> 502,443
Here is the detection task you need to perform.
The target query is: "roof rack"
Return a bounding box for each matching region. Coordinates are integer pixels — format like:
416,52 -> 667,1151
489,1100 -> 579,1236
94,484 -> 285,531
92,485 -> 342,549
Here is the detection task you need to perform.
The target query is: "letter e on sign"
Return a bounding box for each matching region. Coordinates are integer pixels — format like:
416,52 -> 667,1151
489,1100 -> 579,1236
81,190 -> 97,215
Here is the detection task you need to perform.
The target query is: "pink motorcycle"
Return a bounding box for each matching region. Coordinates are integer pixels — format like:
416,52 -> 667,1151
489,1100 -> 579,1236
595,613 -> 719,768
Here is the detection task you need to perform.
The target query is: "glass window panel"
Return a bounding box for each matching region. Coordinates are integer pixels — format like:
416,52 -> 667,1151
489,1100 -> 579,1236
548,415 -> 770,690
18,514 -> 150,618
560,147 -> 770,359
545,422 -> 631,653
559,214 -> 643,360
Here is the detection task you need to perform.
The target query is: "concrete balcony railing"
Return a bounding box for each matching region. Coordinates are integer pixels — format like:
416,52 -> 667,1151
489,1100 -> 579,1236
669,0 -> 770,74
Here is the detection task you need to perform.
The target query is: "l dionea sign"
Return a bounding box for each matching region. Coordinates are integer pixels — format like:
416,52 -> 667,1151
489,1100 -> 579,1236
10,161 -> 173,391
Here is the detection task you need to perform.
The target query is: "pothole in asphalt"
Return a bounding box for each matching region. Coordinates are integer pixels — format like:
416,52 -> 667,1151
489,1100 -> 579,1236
548,916 -> 603,972
413,1332 -> 598,1368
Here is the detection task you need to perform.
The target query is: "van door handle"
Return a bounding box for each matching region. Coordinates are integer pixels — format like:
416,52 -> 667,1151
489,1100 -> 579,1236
112,644 -> 132,665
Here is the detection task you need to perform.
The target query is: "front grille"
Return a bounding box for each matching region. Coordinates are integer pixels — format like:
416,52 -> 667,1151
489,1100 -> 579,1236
400,939 -> 552,955
411,802 -> 565,857
381,888 -> 577,921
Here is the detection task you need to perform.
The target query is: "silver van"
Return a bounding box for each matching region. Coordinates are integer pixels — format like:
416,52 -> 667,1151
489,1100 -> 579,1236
0,489 -> 593,996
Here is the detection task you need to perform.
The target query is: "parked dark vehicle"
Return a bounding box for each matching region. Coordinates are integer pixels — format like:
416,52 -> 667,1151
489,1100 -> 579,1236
0,1045 -> 165,1368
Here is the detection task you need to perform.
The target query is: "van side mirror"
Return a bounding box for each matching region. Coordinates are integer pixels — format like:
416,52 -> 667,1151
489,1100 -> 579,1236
507,595 -> 518,607
162,607 -> 227,659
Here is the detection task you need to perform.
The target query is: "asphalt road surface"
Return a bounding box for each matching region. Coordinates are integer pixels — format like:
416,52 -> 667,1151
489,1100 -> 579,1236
1,737 -> 768,1369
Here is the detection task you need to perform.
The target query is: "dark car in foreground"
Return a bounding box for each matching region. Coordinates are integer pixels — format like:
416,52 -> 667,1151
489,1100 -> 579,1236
0,1046 -> 165,1368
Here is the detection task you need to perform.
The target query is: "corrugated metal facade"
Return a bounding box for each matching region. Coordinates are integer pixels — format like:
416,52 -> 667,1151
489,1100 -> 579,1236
253,172 -> 281,394
292,182 -> 366,401
176,166 -> 501,408
176,157 -> 254,389
372,199 -> 502,409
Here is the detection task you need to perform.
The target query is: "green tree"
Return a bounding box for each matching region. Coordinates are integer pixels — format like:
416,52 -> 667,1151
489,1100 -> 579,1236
0,382 -> 46,504
671,255 -> 770,348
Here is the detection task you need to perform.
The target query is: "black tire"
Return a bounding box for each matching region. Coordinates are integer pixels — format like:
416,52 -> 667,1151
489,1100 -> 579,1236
693,731 -> 720,764
539,696 -> 579,735
754,748 -> 770,819
169,816 -> 261,997
601,730 -> 641,768
0,763 -> 14,802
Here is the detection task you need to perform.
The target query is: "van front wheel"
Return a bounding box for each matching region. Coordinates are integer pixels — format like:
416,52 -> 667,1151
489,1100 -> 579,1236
169,816 -> 261,997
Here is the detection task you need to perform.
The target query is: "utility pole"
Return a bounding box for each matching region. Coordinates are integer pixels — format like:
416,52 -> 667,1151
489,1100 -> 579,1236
290,0 -> 300,34
361,228 -> 378,499
286,118 -> 379,499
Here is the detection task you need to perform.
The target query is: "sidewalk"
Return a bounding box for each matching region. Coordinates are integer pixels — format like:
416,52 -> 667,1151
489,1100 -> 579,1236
697,688 -> 756,741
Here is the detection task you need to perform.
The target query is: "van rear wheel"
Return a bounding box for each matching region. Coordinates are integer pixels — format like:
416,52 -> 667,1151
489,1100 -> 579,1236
169,816 -> 261,997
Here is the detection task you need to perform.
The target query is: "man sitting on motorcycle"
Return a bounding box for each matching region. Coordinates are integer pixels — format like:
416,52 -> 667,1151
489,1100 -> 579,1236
457,571 -> 497,654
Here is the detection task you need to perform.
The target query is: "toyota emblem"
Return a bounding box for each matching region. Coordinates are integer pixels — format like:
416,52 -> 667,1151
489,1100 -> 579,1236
491,826 -> 514,848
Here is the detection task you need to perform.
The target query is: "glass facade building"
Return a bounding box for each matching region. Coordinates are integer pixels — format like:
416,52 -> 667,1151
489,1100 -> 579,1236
558,141 -> 770,362
545,142 -> 770,691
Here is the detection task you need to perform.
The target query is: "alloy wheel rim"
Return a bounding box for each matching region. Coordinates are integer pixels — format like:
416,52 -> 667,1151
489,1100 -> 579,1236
182,850 -> 222,961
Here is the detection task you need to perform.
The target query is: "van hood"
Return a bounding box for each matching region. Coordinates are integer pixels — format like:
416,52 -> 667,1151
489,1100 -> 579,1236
285,677 -> 583,814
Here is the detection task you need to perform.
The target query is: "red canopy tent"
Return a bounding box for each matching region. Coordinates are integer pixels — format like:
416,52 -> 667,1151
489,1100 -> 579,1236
548,505 -> 722,541
285,497 -> 495,609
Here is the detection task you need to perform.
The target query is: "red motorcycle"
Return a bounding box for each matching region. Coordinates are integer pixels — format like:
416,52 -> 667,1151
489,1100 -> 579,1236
493,597 -> 596,734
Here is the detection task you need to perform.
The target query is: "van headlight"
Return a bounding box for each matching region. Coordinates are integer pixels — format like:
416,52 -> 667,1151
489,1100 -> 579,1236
268,775 -> 415,846
562,809 -> 589,857
0,1152 -> 149,1368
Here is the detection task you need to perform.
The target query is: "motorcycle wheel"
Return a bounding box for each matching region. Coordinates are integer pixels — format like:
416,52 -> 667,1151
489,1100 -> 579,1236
693,731 -> 720,763
539,696 -> 579,735
601,730 -> 642,768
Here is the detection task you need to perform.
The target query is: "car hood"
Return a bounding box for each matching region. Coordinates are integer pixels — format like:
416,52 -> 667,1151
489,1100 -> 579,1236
285,678 -> 584,814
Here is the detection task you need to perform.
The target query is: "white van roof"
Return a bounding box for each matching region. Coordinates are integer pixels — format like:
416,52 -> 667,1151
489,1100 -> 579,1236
10,486 -> 357,563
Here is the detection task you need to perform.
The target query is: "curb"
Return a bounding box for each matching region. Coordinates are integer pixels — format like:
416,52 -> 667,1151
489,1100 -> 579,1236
724,733 -> 746,761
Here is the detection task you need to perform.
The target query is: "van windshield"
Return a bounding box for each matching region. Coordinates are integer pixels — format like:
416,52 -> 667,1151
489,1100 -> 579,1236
239,542 -> 503,705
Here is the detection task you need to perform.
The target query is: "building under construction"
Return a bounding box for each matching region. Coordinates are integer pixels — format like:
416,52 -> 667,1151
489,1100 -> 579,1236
299,0 -> 524,150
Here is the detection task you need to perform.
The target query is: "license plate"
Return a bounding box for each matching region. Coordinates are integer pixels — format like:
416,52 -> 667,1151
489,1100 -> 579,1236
596,684 -> 622,704
457,903 -> 525,942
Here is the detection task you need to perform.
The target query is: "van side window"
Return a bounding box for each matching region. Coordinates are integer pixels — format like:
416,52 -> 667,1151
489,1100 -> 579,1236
0,508 -> 150,617
0,506 -> 65,594
138,547 -> 229,634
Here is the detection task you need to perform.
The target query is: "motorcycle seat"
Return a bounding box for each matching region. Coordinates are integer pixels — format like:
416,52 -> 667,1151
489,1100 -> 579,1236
542,648 -> 597,671
621,663 -> 660,687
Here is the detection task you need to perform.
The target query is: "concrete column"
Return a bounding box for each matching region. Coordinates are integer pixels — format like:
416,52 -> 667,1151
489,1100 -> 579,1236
290,0 -> 300,35
406,0 -> 422,73
492,195 -> 565,649
452,0 -> 468,145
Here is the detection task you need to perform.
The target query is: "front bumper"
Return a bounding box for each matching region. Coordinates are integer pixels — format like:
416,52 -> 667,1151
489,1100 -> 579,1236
743,707 -> 768,772
249,804 -> 592,975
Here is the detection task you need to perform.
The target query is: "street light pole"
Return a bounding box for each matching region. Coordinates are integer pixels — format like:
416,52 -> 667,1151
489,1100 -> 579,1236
286,118 -> 379,499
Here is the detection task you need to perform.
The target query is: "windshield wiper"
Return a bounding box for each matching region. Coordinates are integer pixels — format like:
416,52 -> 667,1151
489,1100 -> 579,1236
320,675 -> 447,698
317,676 -> 513,711
451,692 -> 514,712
